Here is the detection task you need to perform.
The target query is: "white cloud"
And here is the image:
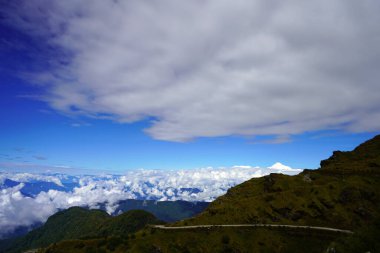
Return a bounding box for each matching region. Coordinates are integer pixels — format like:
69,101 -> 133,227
0,184 -> 56,237
2,0 -> 380,141
0,164 -> 301,236
0,172 -> 64,187
269,162 -> 294,171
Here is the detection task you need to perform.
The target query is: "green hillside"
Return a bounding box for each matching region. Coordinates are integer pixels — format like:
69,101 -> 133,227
181,135 -> 380,229
96,209 -> 163,237
11,135 -> 380,252
182,172 -> 379,229
114,200 -> 209,222
0,207 -> 163,253
40,226 -> 349,253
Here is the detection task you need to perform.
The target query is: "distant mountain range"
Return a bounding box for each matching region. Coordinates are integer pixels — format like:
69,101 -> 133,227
0,178 -> 73,197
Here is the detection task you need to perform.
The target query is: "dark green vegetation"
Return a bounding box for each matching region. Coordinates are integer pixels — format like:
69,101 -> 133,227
39,226 -> 349,253
329,217 -> 380,252
0,207 -> 163,253
6,135 -> 380,252
113,199 -> 209,222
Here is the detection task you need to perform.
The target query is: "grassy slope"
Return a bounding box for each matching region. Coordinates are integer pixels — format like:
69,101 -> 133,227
181,171 -> 379,229
115,200 -> 209,222
178,135 -> 380,229
96,209 -> 163,237
33,135 -> 380,252
40,226 -> 348,253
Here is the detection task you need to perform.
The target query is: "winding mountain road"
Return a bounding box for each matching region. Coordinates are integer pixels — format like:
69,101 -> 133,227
152,224 -> 354,234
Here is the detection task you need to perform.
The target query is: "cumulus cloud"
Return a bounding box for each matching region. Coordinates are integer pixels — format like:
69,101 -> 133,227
0,164 -> 301,236
2,0 -> 380,141
0,184 -> 56,237
0,172 -> 64,187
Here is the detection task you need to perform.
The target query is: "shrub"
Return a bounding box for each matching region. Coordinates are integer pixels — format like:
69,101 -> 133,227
221,235 -> 230,244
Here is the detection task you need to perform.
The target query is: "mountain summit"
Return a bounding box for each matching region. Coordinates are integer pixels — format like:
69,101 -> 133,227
268,162 -> 293,171
320,135 -> 380,172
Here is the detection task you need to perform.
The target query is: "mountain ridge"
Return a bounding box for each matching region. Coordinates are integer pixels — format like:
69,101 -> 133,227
181,135 -> 380,229
5,135 -> 380,252
320,134 -> 380,173
0,207 -> 163,253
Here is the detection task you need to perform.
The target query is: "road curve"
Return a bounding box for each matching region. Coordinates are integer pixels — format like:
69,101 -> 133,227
151,224 -> 354,234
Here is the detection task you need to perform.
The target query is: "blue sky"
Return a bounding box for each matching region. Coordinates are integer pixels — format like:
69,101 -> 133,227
1,1 -> 379,173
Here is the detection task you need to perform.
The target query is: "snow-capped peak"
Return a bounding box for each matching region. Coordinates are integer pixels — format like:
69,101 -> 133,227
268,162 -> 293,171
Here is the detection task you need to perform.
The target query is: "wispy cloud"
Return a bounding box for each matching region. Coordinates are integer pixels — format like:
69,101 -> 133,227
70,122 -> 91,128
0,162 -> 95,175
250,135 -> 292,144
13,147 -> 28,153
33,155 -> 47,160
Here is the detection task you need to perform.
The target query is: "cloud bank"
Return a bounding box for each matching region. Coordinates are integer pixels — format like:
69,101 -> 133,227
0,164 -> 301,237
2,0 -> 380,141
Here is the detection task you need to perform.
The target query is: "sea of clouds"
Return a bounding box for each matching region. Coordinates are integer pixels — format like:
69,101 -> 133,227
0,163 -> 301,237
